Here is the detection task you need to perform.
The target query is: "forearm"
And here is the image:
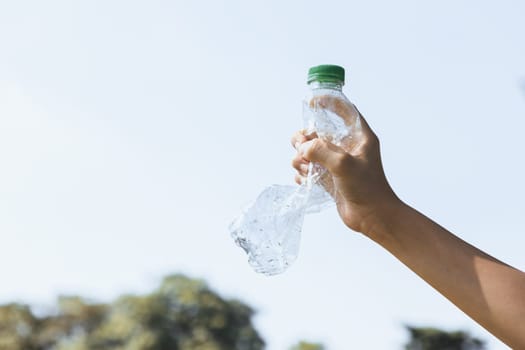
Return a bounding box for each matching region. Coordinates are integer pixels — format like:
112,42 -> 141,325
291,110 -> 525,347
367,201 -> 525,348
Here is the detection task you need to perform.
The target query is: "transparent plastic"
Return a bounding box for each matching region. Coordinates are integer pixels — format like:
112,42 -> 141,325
229,80 -> 362,275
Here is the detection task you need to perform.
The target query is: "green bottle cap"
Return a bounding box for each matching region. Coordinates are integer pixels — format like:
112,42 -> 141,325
307,64 -> 345,85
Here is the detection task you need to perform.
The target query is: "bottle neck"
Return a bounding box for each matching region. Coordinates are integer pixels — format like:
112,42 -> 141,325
308,80 -> 343,91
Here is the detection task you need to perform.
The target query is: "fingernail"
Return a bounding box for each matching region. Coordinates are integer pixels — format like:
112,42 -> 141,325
294,141 -> 300,150
299,163 -> 309,173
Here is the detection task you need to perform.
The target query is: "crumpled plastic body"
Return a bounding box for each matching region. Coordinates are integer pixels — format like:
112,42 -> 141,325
229,90 -> 362,275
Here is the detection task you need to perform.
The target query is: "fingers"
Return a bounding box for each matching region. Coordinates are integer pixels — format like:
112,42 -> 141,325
290,129 -> 318,150
291,154 -> 309,176
291,99 -> 375,181
291,130 -> 317,180
299,138 -> 355,177
291,130 -> 313,177
294,173 -> 306,185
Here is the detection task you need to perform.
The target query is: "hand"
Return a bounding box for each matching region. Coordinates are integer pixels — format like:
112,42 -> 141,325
295,97 -> 525,350
291,96 -> 400,236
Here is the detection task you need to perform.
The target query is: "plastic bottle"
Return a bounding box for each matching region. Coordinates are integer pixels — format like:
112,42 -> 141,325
304,65 -> 361,154
229,65 -> 362,275
302,65 -> 362,202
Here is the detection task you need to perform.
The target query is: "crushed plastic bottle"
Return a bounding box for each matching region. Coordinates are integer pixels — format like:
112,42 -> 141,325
230,65 -> 362,275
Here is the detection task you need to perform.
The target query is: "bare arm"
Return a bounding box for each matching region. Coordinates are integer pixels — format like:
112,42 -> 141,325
291,97 -> 525,348
374,202 -> 525,348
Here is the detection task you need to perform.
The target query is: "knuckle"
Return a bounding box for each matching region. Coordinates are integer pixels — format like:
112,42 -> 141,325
311,137 -> 324,150
290,136 -> 298,147
291,132 -> 307,149
291,155 -> 301,169
304,139 -> 323,158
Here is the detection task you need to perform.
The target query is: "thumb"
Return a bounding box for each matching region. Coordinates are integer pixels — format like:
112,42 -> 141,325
299,138 -> 355,176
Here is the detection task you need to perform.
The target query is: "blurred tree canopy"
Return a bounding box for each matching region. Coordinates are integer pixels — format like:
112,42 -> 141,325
0,274 -> 264,350
0,274 -> 487,350
289,341 -> 325,350
404,326 -> 485,350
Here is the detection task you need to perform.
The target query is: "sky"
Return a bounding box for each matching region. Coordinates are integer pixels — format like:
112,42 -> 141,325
0,0 -> 524,349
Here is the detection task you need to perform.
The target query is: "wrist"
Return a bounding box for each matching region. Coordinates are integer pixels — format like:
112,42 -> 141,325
361,197 -> 409,245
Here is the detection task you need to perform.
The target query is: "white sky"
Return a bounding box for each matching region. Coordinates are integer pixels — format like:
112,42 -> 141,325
0,1 -> 524,349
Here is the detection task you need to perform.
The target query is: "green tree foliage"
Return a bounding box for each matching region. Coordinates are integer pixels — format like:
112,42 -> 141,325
289,341 -> 325,350
0,274 -> 489,350
0,274 -> 264,350
404,326 -> 485,350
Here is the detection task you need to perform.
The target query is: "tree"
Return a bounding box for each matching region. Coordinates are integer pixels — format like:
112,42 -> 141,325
0,303 -> 37,350
0,275 -> 488,350
289,341 -> 325,350
404,326 -> 485,350
0,274 -> 264,350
